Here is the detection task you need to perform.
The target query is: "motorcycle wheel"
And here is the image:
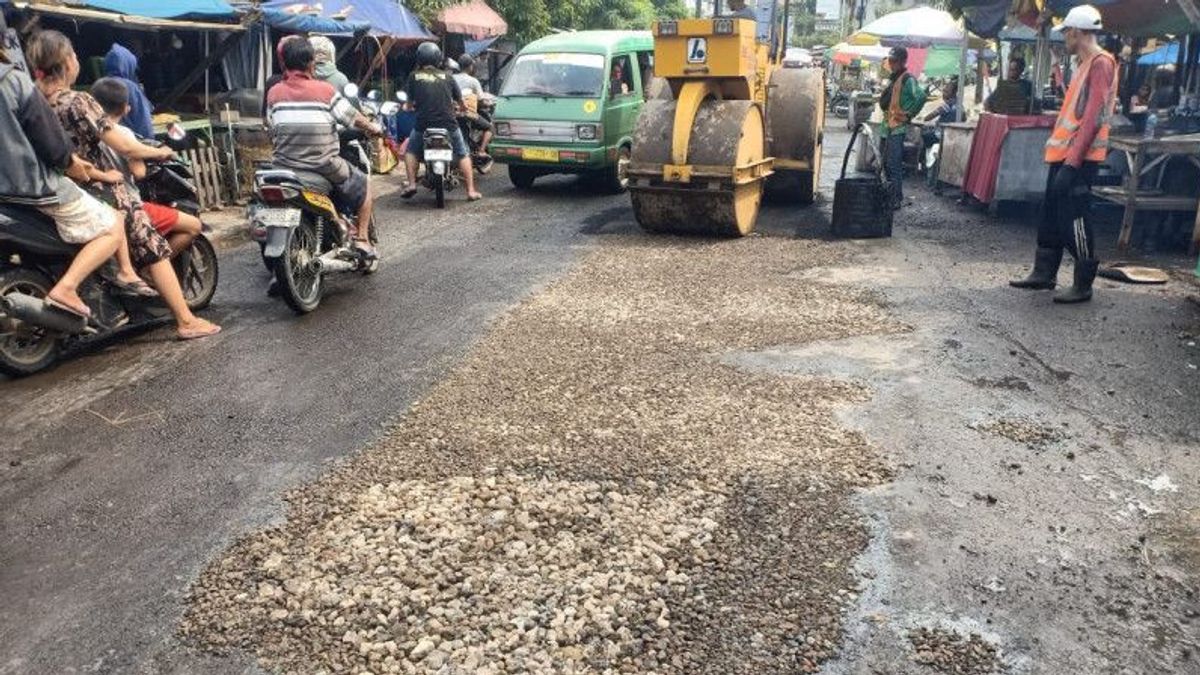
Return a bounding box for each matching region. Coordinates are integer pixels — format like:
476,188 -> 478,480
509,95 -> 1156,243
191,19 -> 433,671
276,215 -> 323,314
175,234 -> 219,311
433,173 -> 445,209
0,267 -> 61,377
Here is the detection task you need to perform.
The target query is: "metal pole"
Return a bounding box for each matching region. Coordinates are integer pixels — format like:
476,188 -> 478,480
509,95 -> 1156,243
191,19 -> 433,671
956,20 -> 968,121
695,0 -> 703,17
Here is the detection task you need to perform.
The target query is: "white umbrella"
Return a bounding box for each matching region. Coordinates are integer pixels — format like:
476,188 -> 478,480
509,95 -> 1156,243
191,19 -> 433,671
848,6 -> 982,47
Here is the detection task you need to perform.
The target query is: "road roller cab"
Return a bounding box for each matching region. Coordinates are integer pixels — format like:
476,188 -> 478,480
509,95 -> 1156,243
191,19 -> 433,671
627,4 -> 825,237
491,31 -> 654,193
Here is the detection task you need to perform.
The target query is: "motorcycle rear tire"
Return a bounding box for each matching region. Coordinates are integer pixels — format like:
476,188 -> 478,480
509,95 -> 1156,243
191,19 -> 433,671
175,234 -> 219,311
276,217 -> 324,314
433,174 -> 445,209
0,267 -> 61,377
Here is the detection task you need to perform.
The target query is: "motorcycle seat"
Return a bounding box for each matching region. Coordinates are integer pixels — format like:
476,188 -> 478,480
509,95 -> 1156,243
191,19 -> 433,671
255,168 -> 334,196
0,205 -> 77,259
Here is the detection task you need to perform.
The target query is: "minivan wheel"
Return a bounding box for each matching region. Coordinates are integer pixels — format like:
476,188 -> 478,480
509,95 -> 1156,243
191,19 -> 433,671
508,165 -> 537,190
602,145 -> 631,194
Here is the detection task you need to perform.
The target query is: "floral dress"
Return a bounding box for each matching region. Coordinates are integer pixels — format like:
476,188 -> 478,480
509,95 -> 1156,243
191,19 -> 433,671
45,88 -> 171,268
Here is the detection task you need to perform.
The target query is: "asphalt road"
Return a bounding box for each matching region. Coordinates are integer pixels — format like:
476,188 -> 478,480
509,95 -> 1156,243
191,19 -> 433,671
3,123 -> 1199,675
0,173 -> 622,674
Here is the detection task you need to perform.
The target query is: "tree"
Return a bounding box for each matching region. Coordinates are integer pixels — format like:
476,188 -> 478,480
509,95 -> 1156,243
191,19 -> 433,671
489,0 -> 687,46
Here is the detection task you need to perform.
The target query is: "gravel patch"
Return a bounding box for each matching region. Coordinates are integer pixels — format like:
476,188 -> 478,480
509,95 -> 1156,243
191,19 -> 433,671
183,235 -> 905,673
974,417 -> 1066,448
907,627 -> 1003,674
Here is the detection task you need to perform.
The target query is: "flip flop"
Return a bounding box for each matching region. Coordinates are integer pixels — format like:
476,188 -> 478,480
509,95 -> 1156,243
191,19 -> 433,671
44,296 -> 91,320
178,323 -> 221,341
400,187 -> 418,199
113,278 -> 159,297
353,240 -> 378,260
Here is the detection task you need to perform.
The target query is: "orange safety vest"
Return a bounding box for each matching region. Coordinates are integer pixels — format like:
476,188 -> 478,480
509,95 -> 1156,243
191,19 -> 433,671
887,72 -> 913,129
1044,51 -> 1119,164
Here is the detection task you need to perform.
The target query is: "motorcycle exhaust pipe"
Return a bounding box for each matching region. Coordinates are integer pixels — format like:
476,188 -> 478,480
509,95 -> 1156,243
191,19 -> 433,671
0,292 -> 86,334
310,253 -> 358,275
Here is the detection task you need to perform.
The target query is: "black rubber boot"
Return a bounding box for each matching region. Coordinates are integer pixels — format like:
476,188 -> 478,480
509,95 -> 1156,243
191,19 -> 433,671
1010,247 -> 1063,289
1054,259 -> 1099,304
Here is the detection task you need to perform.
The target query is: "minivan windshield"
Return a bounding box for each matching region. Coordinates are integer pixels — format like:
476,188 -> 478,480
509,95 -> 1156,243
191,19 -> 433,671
500,52 -> 606,98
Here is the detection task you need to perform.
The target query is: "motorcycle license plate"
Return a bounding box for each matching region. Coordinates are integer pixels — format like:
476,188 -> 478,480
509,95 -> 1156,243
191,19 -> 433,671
522,147 -> 559,162
258,208 -> 301,228
425,149 -> 454,161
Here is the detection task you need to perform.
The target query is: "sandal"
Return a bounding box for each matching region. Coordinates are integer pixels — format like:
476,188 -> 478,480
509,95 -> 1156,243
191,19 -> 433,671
178,322 -> 222,341
354,240 -> 378,260
400,186 -> 418,199
44,295 -> 91,320
113,278 -> 159,297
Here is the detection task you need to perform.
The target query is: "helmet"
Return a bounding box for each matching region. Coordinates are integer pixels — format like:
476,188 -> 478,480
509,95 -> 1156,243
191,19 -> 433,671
446,58 -> 460,73
416,42 -> 442,68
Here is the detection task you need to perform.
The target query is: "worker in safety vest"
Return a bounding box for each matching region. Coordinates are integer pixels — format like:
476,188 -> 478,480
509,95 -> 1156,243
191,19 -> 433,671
878,46 -> 925,210
1011,4 -> 1117,303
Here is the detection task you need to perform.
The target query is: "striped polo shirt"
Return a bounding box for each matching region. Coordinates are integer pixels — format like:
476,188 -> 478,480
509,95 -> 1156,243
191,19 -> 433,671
266,71 -> 359,182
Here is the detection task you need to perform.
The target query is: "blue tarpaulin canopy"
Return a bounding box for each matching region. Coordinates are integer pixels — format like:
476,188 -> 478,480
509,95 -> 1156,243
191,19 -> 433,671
1138,42 -> 1199,66
262,0 -> 431,38
260,9 -> 369,35
80,0 -> 236,18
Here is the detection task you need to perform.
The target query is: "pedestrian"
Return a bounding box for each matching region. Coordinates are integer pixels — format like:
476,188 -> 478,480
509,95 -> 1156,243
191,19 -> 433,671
877,46 -> 925,209
725,0 -> 757,21
103,43 -> 154,139
1010,4 -> 1116,303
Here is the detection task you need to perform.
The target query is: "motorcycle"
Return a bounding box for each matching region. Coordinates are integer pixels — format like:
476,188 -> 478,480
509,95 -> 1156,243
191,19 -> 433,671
461,92 -> 495,175
0,124 -> 218,376
138,127 -> 219,310
250,84 -> 396,273
250,84 -> 395,314
420,126 -> 459,209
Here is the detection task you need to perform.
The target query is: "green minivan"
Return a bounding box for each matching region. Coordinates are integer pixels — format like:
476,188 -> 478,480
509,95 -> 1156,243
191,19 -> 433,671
491,30 -> 654,192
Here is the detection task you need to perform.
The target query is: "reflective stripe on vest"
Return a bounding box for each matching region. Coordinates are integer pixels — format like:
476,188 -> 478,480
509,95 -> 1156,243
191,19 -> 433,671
1044,52 -> 1118,163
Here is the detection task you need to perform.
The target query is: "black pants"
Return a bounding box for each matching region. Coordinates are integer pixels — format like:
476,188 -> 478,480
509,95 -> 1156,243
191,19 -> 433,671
1040,161 -> 1099,260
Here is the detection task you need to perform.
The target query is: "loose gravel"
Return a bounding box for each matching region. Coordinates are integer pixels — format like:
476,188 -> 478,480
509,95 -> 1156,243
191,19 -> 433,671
975,417 -> 1066,447
907,627 -> 1003,674
183,234 -> 905,673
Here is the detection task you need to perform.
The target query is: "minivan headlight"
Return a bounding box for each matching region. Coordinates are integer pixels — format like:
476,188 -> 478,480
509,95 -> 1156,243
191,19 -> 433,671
576,124 -> 599,141
495,121 -> 512,137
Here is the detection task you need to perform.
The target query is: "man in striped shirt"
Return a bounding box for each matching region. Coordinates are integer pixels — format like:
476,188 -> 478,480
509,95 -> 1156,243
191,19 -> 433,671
266,38 -> 382,255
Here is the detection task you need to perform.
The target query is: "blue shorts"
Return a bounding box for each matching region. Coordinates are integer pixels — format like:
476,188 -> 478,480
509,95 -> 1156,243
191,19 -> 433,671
406,126 -> 469,160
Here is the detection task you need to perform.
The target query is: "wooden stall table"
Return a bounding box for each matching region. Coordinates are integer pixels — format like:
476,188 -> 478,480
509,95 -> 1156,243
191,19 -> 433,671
961,112 -> 1056,209
935,121 -> 977,190
1091,133 -> 1200,254
152,117 -> 226,209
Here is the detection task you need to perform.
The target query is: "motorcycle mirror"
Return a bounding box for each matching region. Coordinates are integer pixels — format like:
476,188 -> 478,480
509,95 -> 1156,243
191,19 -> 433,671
368,89 -> 381,101
343,83 -> 360,99
166,123 -> 187,143
379,102 -> 400,115
396,91 -> 408,103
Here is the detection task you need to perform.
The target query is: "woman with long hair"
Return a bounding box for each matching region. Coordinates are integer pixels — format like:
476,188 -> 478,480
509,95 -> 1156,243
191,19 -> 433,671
26,30 -> 219,339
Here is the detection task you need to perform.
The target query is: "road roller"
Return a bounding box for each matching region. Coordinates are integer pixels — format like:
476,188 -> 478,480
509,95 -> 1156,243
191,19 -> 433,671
627,3 -> 825,236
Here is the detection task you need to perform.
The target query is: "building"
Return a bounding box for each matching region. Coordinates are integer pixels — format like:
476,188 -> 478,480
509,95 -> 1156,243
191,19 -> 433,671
813,12 -> 840,33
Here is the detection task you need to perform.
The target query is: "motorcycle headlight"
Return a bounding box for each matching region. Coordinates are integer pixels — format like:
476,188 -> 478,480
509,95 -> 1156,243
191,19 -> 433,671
576,124 -> 599,141
495,122 -> 512,137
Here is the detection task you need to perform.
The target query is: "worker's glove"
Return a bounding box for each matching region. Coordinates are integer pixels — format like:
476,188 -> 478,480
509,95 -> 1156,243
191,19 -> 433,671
1050,163 -> 1078,197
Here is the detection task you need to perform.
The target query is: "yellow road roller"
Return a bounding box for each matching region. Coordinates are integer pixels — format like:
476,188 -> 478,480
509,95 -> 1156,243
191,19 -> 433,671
627,3 -> 825,236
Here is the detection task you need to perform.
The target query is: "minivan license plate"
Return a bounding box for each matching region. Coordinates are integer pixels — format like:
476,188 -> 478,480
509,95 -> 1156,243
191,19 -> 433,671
259,208 -> 300,228
522,147 -> 559,162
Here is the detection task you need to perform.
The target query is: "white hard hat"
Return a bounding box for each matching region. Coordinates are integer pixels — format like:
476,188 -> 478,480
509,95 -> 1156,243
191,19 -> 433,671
1053,4 -> 1103,32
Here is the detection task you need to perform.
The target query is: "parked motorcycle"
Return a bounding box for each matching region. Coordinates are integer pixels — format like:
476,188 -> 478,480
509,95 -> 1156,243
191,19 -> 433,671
0,124 -> 218,376
250,85 -> 394,313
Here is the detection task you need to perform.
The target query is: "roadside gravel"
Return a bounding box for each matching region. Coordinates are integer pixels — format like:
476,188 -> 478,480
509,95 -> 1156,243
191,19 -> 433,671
182,233 -> 906,673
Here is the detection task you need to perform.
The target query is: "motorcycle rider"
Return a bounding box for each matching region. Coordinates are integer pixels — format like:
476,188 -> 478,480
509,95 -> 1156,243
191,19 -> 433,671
451,54 -> 493,163
0,47 -> 121,319
400,42 -> 482,202
266,37 -> 383,256
309,36 -> 350,93
91,77 -> 202,258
